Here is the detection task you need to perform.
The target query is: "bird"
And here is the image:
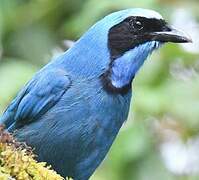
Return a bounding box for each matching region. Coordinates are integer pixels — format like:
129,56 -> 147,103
0,8 -> 191,180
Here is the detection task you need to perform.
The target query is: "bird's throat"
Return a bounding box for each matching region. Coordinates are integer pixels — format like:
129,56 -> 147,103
101,41 -> 160,94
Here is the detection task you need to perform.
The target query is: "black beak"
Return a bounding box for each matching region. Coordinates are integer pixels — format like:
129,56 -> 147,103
151,26 -> 192,43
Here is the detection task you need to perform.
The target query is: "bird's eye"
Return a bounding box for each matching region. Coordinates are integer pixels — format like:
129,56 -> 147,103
134,20 -> 143,30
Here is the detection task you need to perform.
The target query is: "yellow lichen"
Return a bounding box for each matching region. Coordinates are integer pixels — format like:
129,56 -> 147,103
0,125 -> 66,180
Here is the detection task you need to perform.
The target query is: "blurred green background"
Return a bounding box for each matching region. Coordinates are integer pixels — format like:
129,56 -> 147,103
0,0 -> 199,180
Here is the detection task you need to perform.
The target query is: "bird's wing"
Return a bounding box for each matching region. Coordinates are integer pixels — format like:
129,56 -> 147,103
0,69 -> 71,130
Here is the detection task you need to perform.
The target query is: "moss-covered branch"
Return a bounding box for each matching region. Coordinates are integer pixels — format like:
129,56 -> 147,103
0,125 -> 66,180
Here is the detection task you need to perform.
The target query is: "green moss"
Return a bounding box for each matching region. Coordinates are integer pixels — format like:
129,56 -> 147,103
0,125 -> 65,180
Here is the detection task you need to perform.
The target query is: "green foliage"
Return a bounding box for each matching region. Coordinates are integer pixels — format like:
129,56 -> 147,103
0,1 -> 199,180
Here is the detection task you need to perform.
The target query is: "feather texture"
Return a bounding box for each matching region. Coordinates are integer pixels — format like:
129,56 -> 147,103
0,8 -> 168,180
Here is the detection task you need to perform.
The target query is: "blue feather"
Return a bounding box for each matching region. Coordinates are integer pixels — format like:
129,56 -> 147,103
111,41 -> 160,88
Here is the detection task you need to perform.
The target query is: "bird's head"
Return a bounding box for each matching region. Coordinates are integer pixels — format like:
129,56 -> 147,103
74,9 -> 191,94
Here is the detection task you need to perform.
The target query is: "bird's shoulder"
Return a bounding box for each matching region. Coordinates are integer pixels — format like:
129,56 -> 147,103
1,68 -> 71,130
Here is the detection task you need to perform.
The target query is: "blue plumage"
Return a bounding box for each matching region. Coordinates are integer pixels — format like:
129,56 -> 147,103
0,8 -> 191,180
111,41 -> 160,88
